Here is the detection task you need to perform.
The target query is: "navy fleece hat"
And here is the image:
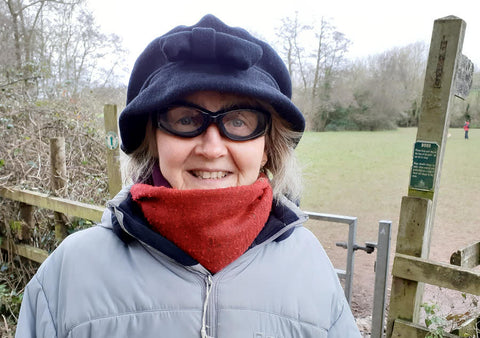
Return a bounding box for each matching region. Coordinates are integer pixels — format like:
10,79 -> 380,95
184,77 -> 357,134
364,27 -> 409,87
119,14 -> 305,154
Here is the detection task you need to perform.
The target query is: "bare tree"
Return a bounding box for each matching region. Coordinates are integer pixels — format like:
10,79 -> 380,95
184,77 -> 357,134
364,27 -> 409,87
276,14 -> 351,130
0,9 -> 17,84
312,18 -> 350,100
2,0 -> 80,75
1,0 -> 126,100
309,17 -> 350,130
275,12 -> 312,92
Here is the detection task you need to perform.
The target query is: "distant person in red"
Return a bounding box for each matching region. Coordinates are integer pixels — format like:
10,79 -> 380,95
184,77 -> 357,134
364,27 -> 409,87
464,120 -> 470,139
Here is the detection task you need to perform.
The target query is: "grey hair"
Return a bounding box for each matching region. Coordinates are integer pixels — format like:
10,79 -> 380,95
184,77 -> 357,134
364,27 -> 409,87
123,119 -> 157,186
263,109 -> 303,201
124,108 -> 303,202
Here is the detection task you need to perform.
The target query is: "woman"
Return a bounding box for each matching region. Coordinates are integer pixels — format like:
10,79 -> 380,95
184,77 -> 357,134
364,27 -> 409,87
464,120 -> 470,139
16,14 -> 361,337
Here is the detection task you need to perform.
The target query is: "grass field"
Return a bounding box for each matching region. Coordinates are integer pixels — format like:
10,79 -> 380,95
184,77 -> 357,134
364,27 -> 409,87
296,127 -> 479,259
294,127 -> 480,316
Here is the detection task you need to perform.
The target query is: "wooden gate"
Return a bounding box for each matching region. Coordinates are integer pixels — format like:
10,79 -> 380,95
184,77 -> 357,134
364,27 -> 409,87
0,105 -> 121,263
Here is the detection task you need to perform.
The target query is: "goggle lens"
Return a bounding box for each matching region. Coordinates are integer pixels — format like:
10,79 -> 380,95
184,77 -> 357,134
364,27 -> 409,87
157,104 -> 270,141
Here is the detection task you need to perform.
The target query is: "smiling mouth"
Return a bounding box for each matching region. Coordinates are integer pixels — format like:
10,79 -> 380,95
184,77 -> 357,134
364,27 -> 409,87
191,171 -> 229,179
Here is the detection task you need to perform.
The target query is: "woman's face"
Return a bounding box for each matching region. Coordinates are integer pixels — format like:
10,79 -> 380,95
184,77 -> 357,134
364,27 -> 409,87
155,91 -> 267,190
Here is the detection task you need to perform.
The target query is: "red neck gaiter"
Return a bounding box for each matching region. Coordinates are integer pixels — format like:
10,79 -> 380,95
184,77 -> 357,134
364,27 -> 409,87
130,176 -> 273,273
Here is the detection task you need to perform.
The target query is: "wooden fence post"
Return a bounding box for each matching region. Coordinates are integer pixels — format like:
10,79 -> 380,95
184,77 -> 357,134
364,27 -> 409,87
18,202 -> 34,241
386,16 -> 470,337
450,242 -> 480,337
104,104 -> 122,198
50,137 -> 68,242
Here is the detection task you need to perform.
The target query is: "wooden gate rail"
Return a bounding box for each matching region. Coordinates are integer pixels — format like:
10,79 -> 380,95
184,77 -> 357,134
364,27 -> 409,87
392,253 -> 480,296
451,242 -> 480,268
0,240 -> 49,264
390,252 -> 480,336
392,319 -> 458,338
449,242 -> 480,336
0,187 -> 104,221
0,187 -> 104,263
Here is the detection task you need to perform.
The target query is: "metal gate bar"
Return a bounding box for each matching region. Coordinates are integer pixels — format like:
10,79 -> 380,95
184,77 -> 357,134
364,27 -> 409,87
305,211 -> 357,304
371,221 -> 392,338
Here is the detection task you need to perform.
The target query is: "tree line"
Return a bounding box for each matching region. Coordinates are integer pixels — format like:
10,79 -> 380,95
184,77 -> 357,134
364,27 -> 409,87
273,12 -> 479,131
1,0 -> 127,103
0,4 -> 478,130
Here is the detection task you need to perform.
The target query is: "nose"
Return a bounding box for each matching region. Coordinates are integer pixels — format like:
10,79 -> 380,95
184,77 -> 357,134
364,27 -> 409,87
194,124 -> 228,159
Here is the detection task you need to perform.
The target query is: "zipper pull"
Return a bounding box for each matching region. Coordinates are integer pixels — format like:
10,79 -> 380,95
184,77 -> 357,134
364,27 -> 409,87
201,275 -> 213,338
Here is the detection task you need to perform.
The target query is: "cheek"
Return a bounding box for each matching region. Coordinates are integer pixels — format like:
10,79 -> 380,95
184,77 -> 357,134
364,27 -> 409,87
157,147 -> 177,170
235,139 -> 266,173
155,133 -> 188,173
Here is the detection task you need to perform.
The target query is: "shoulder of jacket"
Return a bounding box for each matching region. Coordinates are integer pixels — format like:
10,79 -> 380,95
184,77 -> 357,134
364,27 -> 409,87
35,226 -> 117,277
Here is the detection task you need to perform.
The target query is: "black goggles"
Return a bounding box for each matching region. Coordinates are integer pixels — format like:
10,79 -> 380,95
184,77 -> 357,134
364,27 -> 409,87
155,102 -> 271,141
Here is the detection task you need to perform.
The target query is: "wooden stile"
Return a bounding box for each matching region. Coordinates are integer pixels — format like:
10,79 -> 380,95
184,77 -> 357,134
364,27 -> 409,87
386,16 -> 476,338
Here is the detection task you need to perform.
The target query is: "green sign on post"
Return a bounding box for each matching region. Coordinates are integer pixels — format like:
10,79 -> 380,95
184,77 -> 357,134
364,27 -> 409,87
105,131 -> 119,150
409,141 -> 439,191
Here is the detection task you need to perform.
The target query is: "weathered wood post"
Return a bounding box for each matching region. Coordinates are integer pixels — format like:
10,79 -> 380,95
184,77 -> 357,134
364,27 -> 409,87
386,16 -> 473,337
450,242 -> 480,336
18,203 -> 34,240
104,104 -> 122,198
50,137 -> 69,241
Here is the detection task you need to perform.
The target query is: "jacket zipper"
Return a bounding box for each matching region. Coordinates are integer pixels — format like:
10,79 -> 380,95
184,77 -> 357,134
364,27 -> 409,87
201,275 -> 214,338
110,197 -> 309,337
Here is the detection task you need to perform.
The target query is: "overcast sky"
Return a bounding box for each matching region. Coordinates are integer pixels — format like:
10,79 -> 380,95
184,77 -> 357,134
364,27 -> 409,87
88,0 -> 480,84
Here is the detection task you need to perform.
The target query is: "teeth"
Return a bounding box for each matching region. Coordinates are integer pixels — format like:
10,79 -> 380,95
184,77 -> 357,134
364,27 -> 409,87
192,171 -> 228,179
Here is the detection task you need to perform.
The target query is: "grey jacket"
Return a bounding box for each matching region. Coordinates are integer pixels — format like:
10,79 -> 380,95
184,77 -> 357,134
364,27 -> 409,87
16,187 -> 361,337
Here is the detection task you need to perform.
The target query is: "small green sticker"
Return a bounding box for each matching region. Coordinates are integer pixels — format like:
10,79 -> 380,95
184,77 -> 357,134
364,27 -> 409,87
105,131 -> 119,150
409,141 -> 438,191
